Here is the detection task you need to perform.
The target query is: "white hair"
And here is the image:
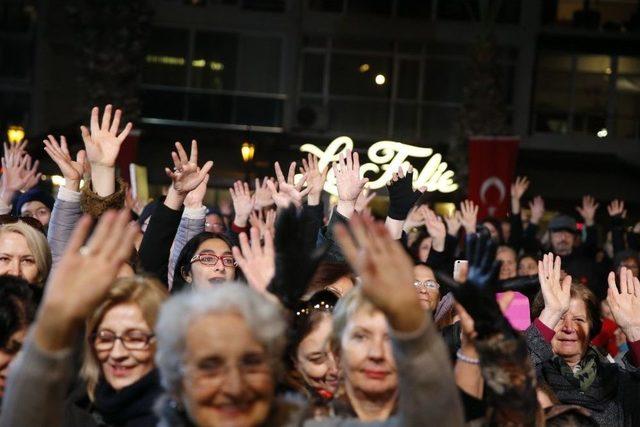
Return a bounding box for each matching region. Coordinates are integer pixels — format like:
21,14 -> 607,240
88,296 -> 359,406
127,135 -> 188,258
155,282 -> 287,396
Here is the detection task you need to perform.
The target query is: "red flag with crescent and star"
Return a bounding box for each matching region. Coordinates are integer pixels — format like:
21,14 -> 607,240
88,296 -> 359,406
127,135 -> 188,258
468,136 -> 520,219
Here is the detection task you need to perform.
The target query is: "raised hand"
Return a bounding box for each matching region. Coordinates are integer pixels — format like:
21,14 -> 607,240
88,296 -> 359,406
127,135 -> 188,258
460,199 -> 478,234
1,147 -> 40,204
576,195 -> 599,227
34,209 -> 139,351
334,215 -> 423,332
421,205 -> 446,252
607,267 -> 640,342
273,161 -> 310,208
607,199 -> 626,218
249,209 -> 276,239
537,252 -> 572,328
510,176 -> 529,214
333,150 -> 368,218
254,177 -> 274,209
229,180 -> 255,227
232,227 -> 275,293
80,105 -> 132,168
43,135 -> 86,191
354,188 -> 375,213
404,205 -> 425,230
300,153 -> 328,206
164,140 -> 213,196
184,173 -> 210,209
528,196 -> 545,225
444,210 -> 462,237
386,165 -> 423,221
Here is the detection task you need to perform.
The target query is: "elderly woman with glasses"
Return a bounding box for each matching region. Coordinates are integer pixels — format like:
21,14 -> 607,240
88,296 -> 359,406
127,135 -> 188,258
413,263 -> 441,311
154,216 -> 464,427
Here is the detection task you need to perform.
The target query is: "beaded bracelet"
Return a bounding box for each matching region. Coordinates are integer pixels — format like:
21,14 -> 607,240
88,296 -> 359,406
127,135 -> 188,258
456,349 -> 480,365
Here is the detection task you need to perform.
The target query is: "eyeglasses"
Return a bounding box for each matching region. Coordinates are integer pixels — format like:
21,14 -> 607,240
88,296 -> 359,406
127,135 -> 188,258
182,353 -> 270,388
413,280 -> 440,291
190,253 -> 236,267
91,329 -> 155,351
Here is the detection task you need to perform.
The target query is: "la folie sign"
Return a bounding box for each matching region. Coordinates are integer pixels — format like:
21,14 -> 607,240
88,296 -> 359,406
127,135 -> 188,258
299,136 -> 458,196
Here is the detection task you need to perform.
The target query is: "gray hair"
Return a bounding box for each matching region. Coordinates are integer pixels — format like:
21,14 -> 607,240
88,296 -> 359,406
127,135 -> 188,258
155,282 -> 287,396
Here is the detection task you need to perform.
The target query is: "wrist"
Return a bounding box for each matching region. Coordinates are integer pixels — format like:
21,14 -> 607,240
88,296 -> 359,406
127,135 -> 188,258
64,179 -> 80,192
585,219 -> 595,227
539,307 -> 564,329
431,236 -> 445,252
337,200 -> 356,219
34,304 -> 82,352
530,216 -> 541,225
308,192 -> 321,206
511,198 -> 520,214
90,165 -> 116,197
385,298 -> 426,333
165,187 -> 185,211
234,215 -> 248,228
623,327 -> 640,342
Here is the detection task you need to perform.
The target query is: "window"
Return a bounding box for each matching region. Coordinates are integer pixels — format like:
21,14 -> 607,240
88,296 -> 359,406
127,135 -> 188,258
533,51 -> 640,139
0,92 -> 30,131
141,26 -> 284,128
330,53 -> 392,98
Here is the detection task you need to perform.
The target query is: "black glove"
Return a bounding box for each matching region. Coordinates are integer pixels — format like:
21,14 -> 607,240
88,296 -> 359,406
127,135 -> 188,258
386,169 -> 422,220
436,229 -> 513,339
496,275 -> 540,300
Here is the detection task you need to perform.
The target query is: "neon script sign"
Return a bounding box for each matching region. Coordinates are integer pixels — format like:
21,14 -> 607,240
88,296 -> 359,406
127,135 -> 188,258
299,136 -> 458,196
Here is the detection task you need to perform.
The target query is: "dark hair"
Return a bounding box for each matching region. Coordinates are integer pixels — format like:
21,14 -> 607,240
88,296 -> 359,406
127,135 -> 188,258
408,229 -> 431,263
545,405 -> 598,427
0,275 -> 36,349
480,216 -> 505,244
172,232 -> 237,293
613,250 -> 639,271
284,290 -> 338,393
304,262 -> 354,298
531,283 -> 602,338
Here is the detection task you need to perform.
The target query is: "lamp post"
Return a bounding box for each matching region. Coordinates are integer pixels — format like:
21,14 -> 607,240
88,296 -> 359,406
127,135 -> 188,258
241,141 -> 255,181
7,125 -> 25,145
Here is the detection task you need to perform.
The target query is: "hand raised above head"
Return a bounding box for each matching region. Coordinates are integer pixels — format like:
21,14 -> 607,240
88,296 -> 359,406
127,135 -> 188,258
80,105 -> 132,168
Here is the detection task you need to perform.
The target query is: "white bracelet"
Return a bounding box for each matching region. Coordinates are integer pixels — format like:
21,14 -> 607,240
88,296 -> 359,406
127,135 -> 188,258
456,349 -> 480,365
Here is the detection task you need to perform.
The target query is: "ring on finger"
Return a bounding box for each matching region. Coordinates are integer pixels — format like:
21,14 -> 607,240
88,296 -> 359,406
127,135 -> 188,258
79,246 -> 92,257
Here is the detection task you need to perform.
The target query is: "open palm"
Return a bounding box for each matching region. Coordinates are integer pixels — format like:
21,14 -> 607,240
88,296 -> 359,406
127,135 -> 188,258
80,105 -> 132,167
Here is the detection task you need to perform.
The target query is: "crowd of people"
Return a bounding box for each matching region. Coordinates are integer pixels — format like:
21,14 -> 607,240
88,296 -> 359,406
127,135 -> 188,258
0,104 -> 638,426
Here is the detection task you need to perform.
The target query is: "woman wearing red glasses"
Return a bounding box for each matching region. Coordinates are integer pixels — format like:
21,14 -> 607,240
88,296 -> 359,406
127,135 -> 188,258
172,232 -> 238,292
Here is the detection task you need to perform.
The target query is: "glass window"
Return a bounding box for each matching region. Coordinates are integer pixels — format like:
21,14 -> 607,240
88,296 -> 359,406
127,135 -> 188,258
187,94 -> 283,127
235,35 -> 282,93
0,92 -> 30,130
242,0 -> 285,12
396,0 -> 432,19
329,99 -> 388,135
301,53 -> 324,93
0,39 -> 31,79
615,56 -> 640,139
191,31 -> 238,90
332,37 -> 393,52
397,59 -> 420,100
141,90 -> 186,120
308,0 -> 343,13
347,0 -> 391,15
330,53 -> 392,98
572,55 -> 610,134
0,2 -> 34,32
423,59 -> 469,102
393,104 -> 418,138
143,27 -> 189,86
533,52 -> 572,133
437,0 -> 520,23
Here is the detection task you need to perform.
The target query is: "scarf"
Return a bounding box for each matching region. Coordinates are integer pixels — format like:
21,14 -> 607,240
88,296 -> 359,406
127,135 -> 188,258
93,369 -> 162,427
553,347 -> 598,392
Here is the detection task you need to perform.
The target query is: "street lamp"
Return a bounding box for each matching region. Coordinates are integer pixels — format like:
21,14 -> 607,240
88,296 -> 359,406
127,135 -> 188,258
241,141 -> 255,163
7,125 -> 25,144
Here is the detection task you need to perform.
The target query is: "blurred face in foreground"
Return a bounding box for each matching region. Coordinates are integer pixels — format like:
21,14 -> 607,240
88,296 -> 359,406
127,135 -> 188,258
295,313 -> 339,396
181,312 -> 275,427
94,303 -> 155,391
339,308 -> 398,402
551,298 -> 590,366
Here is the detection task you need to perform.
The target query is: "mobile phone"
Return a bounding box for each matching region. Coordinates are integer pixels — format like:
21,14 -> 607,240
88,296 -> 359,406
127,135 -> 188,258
453,260 -> 468,283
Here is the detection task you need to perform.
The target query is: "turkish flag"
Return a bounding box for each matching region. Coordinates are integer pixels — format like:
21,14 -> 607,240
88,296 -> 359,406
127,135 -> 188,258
468,136 -> 520,219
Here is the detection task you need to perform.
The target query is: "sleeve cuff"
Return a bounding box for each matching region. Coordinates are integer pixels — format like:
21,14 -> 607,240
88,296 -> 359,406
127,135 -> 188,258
183,205 -> 206,220
627,340 -> 640,366
56,186 -> 81,203
231,222 -> 248,234
534,318 -> 556,343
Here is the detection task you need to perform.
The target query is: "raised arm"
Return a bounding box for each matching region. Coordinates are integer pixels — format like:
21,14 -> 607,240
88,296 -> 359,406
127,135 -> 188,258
0,141 -> 40,214
335,215 -> 464,427
43,135 -> 87,267
0,210 -> 137,427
